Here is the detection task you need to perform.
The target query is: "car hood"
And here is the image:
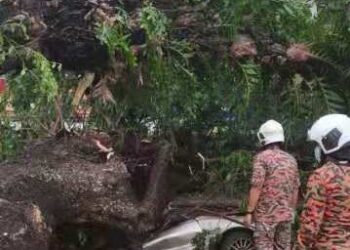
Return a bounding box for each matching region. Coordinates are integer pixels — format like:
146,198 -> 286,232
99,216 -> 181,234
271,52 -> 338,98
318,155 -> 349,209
143,215 -> 247,250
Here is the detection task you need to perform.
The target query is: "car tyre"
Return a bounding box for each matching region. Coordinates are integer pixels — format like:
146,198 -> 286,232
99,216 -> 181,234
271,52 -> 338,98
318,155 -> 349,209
220,230 -> 255,250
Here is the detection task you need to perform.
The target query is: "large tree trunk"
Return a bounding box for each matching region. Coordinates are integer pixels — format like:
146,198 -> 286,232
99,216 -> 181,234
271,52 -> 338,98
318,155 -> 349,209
0,136 -> 173,250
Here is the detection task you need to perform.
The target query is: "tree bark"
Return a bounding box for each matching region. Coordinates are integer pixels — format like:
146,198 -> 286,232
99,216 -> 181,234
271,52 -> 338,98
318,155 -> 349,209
0,136 -> 172,249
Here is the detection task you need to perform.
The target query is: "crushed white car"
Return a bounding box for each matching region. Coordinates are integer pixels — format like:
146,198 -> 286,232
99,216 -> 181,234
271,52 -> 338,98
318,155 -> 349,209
143,215 -> 254,250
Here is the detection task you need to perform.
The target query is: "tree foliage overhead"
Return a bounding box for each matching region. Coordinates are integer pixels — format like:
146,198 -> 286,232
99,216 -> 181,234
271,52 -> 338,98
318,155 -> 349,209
1,0 -> 350,194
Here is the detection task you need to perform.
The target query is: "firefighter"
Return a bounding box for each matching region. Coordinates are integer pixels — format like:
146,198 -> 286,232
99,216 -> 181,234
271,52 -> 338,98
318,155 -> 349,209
244,120 -> 300,250
296,114 -> 350,249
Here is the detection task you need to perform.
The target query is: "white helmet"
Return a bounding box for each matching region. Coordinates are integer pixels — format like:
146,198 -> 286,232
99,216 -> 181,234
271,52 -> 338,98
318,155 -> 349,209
308,114 -> 350,155
257,120 -> 285,146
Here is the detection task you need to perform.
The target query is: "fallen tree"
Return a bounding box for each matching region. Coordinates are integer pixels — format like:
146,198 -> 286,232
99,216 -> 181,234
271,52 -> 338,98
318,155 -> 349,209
0,135 -> 173,250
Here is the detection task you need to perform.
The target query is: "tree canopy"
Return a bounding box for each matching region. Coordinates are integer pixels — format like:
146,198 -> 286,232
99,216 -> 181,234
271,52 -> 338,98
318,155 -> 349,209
1,0 -> 350,195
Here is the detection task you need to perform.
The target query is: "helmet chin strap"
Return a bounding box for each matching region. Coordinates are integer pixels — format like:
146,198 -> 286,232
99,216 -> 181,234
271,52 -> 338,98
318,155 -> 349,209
314,146 -> 322,163
328,157 -> 349,165
328,142 -> 350,164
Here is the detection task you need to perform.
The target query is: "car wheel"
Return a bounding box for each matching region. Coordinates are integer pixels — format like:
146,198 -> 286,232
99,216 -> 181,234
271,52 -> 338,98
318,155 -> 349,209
220,230 -> 255,250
